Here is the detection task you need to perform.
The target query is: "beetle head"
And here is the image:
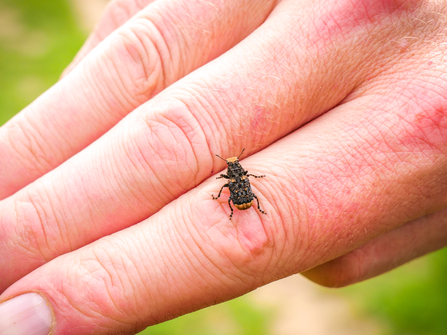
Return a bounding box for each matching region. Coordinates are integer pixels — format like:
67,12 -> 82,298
215,148 -> 245,165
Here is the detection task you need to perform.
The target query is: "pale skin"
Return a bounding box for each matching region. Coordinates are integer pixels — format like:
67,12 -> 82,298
1,0 -> 447,333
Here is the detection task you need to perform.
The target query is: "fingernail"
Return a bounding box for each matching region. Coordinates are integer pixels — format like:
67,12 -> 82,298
0,292 -> 53,335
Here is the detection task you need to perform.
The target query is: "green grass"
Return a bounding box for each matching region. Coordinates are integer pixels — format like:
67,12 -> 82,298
138,297 -> 272,335
0,0 -> 85,125
342,248 -> 447,335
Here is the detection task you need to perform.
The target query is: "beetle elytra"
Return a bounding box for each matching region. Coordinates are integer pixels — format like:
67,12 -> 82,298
212,148 -> 267,220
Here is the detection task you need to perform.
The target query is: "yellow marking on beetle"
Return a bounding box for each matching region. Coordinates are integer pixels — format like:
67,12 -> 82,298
234,201 -> 253,210
226,157 -> 238,163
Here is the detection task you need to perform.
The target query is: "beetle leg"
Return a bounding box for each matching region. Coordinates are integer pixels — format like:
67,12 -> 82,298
212,183 -> 229,200
253,194 -> 267,215
228,196 -> 234,220
217,174 -> 230,179
246,172 -> 265,179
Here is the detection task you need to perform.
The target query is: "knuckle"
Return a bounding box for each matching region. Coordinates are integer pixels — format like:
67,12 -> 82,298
186,193 -> 276,287
13,191 -> 56,260
106,0 -> 141,28
4,115 -> 56,176
74,247 -> 131,316
106,17 -> 174,106
64,240 -> 146,331
11,183 -> 80,263
133,99 -> 212,185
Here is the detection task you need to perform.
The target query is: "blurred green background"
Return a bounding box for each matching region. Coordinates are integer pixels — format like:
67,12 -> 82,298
0,0 -> 446,334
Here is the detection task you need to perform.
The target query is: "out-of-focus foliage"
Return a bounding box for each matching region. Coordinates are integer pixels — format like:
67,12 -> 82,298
344,247 -> 447,335
0,0 -> 85,125
138,297 -> 272,335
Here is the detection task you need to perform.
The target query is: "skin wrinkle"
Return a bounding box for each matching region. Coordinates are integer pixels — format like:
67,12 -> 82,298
11,200 -> 49,264
109,122 -> 165,213
104,248 -> 130,309
120,137 -> 160,212
136,229 -> 169,310
108,30 -> 158,107
139,7 -> 181,87
67,260 -> 131,331
141,112 -> 202,198
14,193 -> 54,262
124,241 -> 151,312
151,106 -> 205,187
187,83 -> 235,157
68,167 -> 102,240
95,138 -> 144,218
263,20 -> 355,123
20,112 -> 58,169
89,250 -> 123,319
183,188 -> 273,286
63,0 -> 147,75
113,149 -> 152,213
141,214 -> 238,323
131,138 -> 173,206
173,88 -> 226,177
80,262 -> 125,322
318,133 -> 444,258
338,87 -> 447,185
84,61 -> 134,121
236,187 -> 271,257
57,278 -> 100,334
255,176 -> 292,276
45,180 -> 76,254
178,210 -> 235,291
100,247 -> 146,325
275,159 -> 348,273
125,19 -> 168,96
5,116 -> 53,176
216,220 -> 272,282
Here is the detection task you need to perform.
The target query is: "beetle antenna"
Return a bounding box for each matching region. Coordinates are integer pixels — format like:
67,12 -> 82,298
237,148 -> 245,159
215,154 -> 226,161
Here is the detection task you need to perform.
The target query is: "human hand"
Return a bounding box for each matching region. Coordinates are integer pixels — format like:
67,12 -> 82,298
2,0 -> 447,334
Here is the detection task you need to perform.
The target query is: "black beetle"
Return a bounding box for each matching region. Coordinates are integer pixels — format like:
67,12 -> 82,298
212,148 -> 267,220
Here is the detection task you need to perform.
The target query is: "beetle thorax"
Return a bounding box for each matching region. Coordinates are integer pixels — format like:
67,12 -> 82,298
226,160 -> 245,177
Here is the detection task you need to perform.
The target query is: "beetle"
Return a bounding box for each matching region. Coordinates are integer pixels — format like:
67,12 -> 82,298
212,148 -> 267,220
